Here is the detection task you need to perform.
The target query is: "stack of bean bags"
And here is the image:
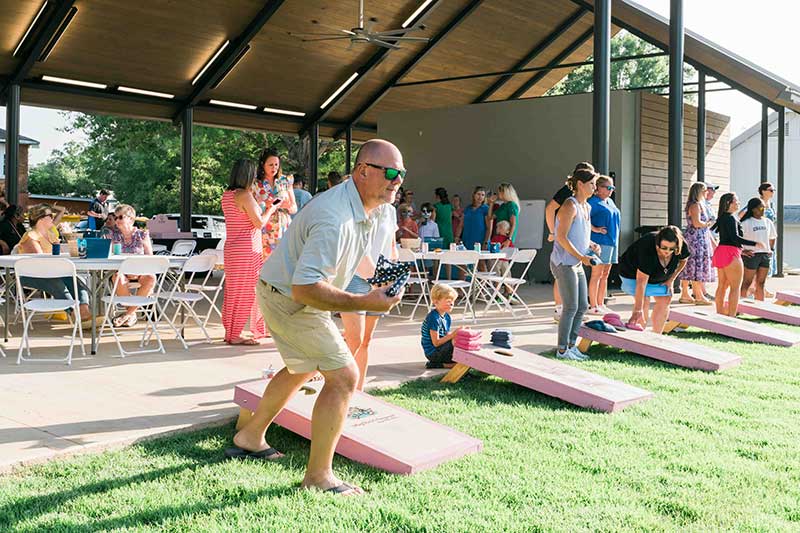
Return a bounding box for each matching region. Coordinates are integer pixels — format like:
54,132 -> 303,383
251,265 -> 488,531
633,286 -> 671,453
454,329 -> 483,351
490,329 -> 513,349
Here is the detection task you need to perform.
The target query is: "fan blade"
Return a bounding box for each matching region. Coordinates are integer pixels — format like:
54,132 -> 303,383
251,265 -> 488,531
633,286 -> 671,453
370,39 -> 401,50
383,36 -> 430,42
301,36 -> 353,42
289,31 -> 347,37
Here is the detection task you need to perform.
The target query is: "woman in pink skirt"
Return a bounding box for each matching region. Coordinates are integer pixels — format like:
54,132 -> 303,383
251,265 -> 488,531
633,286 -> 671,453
221,159 -> 278,345
710,193 -> 756,317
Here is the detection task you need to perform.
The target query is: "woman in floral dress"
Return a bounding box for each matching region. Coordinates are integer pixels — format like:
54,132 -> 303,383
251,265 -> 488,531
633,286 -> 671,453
252,148 -> 297,260
678,182 -> 715,304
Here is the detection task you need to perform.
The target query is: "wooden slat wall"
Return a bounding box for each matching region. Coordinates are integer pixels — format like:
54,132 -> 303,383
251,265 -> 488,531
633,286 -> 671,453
638,92 -> 730,227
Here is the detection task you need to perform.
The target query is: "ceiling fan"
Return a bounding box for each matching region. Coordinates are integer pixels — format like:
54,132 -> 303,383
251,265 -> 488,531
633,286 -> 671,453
288,0 -> 430,50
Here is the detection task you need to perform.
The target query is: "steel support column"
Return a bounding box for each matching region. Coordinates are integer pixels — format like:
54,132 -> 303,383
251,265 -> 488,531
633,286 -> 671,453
4,84 -> 20,205
180,107 -> 193,233
760,103 -> 769,183
308,123 -> 319,194
667,0 -> 684,227
696,71 -> 706,182
592,0 -> 611,174
776,107 -> 785,277
345,126 -> 353,175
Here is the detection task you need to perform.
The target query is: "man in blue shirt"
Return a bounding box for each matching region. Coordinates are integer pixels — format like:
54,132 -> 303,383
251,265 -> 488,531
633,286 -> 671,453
292,176 -> 312,218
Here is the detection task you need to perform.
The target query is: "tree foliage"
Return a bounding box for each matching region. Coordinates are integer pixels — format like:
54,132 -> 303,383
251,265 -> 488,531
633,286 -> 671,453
28,113 -> 357,217
546,31 -> 695,100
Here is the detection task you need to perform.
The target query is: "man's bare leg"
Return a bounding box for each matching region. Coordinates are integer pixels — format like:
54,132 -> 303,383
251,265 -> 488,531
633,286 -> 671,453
302,361 -> 363,495
233,366 -> 315,454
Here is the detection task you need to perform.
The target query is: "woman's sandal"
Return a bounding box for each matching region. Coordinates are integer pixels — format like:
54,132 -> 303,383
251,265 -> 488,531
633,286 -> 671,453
227,337 -> 259,346
113,313 -> 137,328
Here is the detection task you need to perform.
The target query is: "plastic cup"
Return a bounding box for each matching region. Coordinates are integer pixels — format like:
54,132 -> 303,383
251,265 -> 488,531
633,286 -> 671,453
113,243 -> 122,255
473,243 -> 481,252
51,242 -> 61,255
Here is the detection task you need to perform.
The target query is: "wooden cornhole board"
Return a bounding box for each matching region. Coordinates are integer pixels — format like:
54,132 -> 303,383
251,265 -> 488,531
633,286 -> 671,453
775,290 -> 800,306
666,307 -> 800,347
233,379 -> 482,475
441,345 -> 653,413
576,326 -> 741,372
737,298 -> 800,326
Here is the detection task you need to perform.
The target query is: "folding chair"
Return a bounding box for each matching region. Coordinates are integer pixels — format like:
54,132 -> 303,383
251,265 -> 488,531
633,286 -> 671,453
397,247 -> 430,321
477,249 -> 538,316
99,256 -> 177,357
195,249 -> 225,327
170,239 -> 197,257
157,254 -> 218,346
433,250 -> 480,322
14,258 -> 85,365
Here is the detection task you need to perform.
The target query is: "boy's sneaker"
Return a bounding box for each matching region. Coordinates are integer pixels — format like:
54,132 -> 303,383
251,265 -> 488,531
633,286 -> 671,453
425,361 -> 443,369
568,346 -> 589,361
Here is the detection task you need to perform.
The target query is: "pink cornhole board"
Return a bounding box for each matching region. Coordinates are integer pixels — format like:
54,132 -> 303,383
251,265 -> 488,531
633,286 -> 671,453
668,307 -> 800,347
737,298 -> 800,326
233,379 -> 482,475
450,345 -> 653,413
775,290 -> 800,306
577,326 -> 741,371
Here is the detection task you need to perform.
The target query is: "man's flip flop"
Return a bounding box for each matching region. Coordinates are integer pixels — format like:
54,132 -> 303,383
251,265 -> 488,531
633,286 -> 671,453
224,446 -> 283,460
323,482 -> 361,495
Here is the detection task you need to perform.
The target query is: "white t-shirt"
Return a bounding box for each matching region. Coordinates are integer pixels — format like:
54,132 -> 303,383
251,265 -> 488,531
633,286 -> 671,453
418,220 -> 440,239
740,216 -> 776,252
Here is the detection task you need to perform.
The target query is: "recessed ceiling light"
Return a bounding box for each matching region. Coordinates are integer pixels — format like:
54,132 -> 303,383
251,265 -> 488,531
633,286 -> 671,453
42,75 -> 107,89
263,106 -> 306,117
118,86 -> 175,99
209,99 -> 258,110
320,72 -> 359,109
402,0 -> 435,28
192,40 -> 230,86
14,1 -> 48,57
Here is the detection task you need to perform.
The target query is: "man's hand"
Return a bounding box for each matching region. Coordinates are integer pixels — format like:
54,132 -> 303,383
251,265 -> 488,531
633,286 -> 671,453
661,279 -> 675,295
359,287 -> 402,313
547,233 -> 554,242
742,249 -> 755,257
589,242 -> 601,254
594,226 -> 608,234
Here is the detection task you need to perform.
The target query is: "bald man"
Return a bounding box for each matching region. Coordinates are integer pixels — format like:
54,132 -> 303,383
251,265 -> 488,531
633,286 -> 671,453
229,139 -> 406,496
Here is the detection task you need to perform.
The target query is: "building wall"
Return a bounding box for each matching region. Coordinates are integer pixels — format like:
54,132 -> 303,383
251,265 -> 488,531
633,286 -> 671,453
731,111 -> 800,205
638,92 -> 731,227
378,91 -> 639,280
785,225 -> 800,269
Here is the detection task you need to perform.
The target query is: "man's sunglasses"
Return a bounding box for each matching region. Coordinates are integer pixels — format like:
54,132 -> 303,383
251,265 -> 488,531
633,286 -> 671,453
603,185 -> 616,191
364,162 -> 406,180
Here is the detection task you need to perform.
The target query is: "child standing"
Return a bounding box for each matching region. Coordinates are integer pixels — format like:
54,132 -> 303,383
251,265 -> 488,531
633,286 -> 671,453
421,284 -> 463,368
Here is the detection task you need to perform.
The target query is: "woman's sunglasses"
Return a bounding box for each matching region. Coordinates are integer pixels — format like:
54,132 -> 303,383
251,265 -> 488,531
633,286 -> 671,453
658,245 -> 676,253
364,162 -> 406,180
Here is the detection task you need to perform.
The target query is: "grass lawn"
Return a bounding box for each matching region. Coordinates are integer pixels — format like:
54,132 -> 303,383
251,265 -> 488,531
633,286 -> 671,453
2,322 -> 800,532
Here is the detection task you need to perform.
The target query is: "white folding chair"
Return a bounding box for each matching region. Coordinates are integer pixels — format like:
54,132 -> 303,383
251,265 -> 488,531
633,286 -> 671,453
14,258 -> 85,365
157,254 -> 218,346
196,249 -> 225,326
170,239 -> 197,257
397,247 -> 430,321
477,249 -> 538,316
151,244 -> 168,254
433,250 -> 480,322
99,256 -> 177,357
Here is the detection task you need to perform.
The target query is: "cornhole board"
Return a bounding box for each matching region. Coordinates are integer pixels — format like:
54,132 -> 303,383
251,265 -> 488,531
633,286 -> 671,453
233,379 -> 482,475
576,326 -> 741,372
441,345 -> 653,413
737,298 -> 800,326
775,290 -> 800,306
665,307 -> 800,347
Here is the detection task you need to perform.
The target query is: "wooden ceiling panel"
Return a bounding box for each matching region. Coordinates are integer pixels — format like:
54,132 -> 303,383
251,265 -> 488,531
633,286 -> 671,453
0,1 -> 45,73
26,0 -> 265,95
206,0 -> 438,114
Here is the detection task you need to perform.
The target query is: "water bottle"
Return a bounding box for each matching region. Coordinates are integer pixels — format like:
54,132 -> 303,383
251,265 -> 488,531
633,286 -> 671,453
473,243 -> 481,252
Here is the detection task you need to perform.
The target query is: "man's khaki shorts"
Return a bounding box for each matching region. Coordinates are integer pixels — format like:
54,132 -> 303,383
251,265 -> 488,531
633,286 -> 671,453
257,280 -> 353,374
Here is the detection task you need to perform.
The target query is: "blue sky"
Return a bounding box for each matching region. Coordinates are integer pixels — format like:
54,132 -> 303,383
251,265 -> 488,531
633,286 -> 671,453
2,0 -> 798,166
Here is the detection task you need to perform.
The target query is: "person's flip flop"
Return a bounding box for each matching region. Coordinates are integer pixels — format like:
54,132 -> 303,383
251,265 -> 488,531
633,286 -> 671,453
625,321 -> 644,331
323,482 -> 361,495
224,446 -> 283,460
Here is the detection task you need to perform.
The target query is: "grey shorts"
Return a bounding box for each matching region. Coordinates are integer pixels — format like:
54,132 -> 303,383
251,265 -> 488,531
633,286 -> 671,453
743,253 -> 771,270
343,275 -> 383,317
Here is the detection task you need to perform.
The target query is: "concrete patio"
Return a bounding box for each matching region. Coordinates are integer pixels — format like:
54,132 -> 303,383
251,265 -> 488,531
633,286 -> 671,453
1,276 -> 797,473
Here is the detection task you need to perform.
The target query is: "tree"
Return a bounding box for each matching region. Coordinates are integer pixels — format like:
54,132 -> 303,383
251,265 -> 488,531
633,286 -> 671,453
546,30 -> 695,101
29,112 -> 359,217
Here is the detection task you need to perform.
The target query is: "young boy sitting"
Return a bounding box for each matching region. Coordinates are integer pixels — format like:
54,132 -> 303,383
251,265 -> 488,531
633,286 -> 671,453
421,284 -> 463,369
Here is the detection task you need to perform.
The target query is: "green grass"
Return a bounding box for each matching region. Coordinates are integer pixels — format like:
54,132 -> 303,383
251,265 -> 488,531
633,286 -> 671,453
3,323 -> 800,532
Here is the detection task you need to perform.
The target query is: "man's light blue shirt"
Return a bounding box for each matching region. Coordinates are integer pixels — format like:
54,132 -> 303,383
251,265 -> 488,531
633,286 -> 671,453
260,179 -> 378,296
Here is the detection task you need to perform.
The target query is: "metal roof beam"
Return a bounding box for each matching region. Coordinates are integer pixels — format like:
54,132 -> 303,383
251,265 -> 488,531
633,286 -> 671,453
507,27 -> 594,100
335,0 -> 484,139
298,0 -> 443,137
1,0 -> 76,100
173,0 -> 286,121
474,6 -> 587,103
